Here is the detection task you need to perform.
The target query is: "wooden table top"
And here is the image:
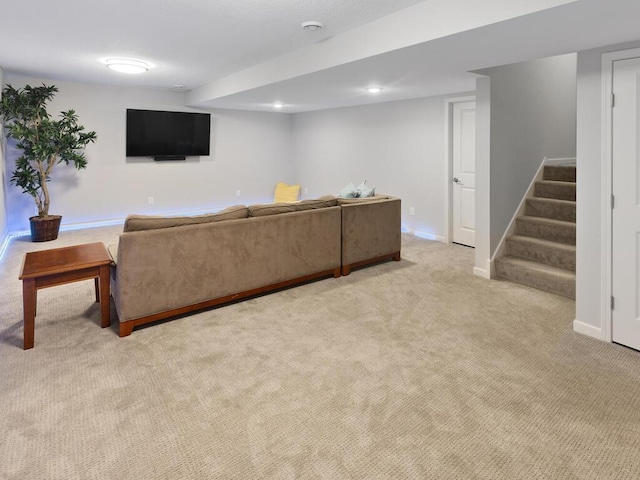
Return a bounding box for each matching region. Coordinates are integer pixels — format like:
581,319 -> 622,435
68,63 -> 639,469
19,242 -> 111,280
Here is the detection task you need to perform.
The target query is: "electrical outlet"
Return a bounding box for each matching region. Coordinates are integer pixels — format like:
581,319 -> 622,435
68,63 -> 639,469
236,189 -> 241,197
148,196 -> 154,205
409,206 -> 415,216
304,187 -> 308,194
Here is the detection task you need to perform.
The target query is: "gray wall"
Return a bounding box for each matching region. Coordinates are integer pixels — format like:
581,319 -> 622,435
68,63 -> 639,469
4,74 -> 295,233
293,94 -> 473,240
480,54 -> 577,253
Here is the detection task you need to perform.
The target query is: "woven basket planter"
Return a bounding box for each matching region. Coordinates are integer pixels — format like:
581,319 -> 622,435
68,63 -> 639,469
29,215 -> 62,242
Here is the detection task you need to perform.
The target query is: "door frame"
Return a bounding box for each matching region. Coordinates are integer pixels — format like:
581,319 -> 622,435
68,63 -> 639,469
601,47 -> 640,343
444,95 -> 476,244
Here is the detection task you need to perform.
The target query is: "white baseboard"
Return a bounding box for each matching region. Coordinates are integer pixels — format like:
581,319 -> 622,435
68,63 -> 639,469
573,319 -> 604,340
6,205 -> 243,240
402,228 -> 446,243
8,217 -> 124,239
0,231 -> 12,261
473,256 -> 492,279
473,266 -> 490,279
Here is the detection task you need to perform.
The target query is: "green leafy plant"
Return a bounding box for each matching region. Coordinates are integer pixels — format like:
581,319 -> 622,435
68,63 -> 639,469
0,84 -> 97,217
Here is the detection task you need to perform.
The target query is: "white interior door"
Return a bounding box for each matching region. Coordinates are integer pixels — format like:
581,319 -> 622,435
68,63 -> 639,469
452,101 -> 476,247
612,56 -> 640,350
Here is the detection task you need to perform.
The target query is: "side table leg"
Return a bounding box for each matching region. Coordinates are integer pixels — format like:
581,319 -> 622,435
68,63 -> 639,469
94,277 -> 100,303
22,279 -> 36,350
99,265 -> 110,328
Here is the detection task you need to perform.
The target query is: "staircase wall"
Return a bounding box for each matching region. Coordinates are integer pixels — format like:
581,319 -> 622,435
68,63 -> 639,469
475,54 -> 577,256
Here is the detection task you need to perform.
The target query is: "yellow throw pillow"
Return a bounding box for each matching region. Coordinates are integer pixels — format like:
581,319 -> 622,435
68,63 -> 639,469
274,182 -> 301,203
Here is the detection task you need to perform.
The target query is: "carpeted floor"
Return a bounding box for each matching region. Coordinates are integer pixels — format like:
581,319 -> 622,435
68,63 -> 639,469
1,226 -> 639,480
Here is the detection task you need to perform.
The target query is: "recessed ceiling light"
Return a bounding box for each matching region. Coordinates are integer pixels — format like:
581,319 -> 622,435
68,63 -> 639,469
302,21 -> 324,31
273,102 -> 284,109
106,58 -> 148,74
366,87 -> 383,94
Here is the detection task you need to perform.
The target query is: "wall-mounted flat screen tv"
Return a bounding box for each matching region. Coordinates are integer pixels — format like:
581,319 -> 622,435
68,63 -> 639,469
126,109 -> 211,160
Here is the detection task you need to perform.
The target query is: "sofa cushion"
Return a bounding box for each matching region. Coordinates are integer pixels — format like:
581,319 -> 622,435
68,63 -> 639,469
249,196 -> 337,217
274,182 -> 301,203
123,204 -> 249,232
355,181 -> 376,198
339,182 -> 358,198
339,181 -> 376,198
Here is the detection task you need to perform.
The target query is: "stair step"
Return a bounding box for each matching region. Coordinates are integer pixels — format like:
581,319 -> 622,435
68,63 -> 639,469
515,216 -> 576,245
506,235 -> 575,271
534,180 -> 576,201
494,255 -> 575,299
543,165 -> 576,182
525,197 -> 576,222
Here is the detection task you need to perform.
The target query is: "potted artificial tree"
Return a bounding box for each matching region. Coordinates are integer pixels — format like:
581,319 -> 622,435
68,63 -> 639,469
0,84 -> 97,241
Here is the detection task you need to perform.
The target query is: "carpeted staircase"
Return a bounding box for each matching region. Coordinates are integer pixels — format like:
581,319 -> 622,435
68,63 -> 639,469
494,165 -> 576,299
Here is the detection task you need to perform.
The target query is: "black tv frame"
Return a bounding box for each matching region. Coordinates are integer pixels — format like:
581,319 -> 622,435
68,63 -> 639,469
126,109 -> 211,161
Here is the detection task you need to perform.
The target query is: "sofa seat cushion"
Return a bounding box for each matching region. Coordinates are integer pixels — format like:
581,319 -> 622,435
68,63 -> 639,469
123,205 -> 249,232
249,196 -> 337,217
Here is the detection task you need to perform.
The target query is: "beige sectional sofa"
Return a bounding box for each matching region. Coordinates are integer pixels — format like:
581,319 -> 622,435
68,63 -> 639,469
109,195 -> 401,337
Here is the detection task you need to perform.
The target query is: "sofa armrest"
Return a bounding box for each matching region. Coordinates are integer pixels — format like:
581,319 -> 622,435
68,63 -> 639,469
340,196 -> 401,273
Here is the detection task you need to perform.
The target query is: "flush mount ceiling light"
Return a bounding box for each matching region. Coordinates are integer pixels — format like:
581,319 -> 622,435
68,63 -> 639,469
302,21 -> 324,31
366,87 -> 383,94
106,58 -> 148,74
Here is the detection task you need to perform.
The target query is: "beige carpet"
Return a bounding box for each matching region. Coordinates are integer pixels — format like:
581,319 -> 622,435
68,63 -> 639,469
1,226 -> 639,480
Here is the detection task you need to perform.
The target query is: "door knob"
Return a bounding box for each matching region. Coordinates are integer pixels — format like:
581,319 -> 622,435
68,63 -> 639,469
453,177 -> 460,183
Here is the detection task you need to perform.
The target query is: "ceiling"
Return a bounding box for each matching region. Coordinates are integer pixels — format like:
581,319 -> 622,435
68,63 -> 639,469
0,0 -> 426,89
3,0 -> 640,113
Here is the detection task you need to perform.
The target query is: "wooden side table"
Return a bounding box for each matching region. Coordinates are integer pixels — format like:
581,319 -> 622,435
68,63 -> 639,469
19,242 -> 112,350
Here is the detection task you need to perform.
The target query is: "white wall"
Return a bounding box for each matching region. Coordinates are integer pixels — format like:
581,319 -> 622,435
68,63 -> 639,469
478,54 -> 577,253
4,74 -> 294,233
0,66 -> 6,242
575,40 -> 640,336
293,94 -> 472,240
474,76 -> 491,277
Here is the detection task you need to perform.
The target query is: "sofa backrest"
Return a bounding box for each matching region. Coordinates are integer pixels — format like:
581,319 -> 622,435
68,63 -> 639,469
122,204 -> 249,232
112,206 -> 342,322
336,194 -> 392,205
122,195 -> 340,232
248,196 -> 337,217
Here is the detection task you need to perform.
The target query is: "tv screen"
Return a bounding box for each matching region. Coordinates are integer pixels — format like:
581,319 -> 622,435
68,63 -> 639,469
126,109 -> 211,159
